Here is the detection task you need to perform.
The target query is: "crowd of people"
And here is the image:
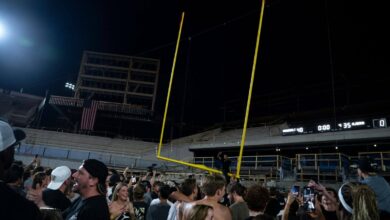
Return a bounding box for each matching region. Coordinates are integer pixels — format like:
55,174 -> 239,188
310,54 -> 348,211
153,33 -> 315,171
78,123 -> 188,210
1,120 -> 390,220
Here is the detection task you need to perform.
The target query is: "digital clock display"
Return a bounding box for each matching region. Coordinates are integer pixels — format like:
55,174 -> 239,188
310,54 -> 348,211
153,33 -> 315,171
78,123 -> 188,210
317,124 -> 331,132
282,118 -> 387,136
373,118 -> 387,128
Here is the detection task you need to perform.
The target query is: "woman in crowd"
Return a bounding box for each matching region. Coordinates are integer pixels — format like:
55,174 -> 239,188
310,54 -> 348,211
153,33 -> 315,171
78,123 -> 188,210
338,182 -> 381,220
183,204 -> 214,220
109,182 -> 136,220
316,187 -> 339,220
32,171 -> 49,189
283,183 -> 327,220
352,185 -> 379,220
308,180 -> 340,220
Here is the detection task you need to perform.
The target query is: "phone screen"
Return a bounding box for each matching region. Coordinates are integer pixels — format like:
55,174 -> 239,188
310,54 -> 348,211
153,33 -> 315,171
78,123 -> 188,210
303,187 -> 315,212
291,185 -> 300,196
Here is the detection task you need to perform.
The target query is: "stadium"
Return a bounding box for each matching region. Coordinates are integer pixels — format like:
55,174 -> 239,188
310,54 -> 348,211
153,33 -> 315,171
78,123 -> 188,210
1,0 -> 390,219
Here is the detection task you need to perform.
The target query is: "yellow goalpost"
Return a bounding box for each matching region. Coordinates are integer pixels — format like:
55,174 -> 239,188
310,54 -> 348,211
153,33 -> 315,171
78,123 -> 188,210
157,0 -> 266,179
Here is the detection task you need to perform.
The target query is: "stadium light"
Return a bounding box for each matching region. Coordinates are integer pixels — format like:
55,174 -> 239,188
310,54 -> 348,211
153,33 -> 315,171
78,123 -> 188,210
0,21 -> 7,40
65,82 -> 75,91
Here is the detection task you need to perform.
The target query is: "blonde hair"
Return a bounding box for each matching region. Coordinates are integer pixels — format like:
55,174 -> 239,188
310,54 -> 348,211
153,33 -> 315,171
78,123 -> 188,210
352,185 -> 379,220
184,205 -> 212,220
112,182 -> 128,202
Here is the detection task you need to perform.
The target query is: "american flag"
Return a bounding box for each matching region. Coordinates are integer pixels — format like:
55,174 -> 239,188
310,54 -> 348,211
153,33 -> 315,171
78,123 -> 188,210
80,100 -> 98,131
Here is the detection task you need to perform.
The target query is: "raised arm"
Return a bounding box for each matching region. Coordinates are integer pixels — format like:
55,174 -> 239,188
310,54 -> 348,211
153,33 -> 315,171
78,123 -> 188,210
308,180 -> 337,204
282,192 -> 295,220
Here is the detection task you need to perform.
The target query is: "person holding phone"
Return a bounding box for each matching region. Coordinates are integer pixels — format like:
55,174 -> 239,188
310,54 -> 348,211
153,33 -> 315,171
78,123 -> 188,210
282,183 -> 325,220
307,180 -> 342,220
291,185 -> 300,197
308,180 -> 337,204
303,187 -> 315,213
282,190 -> 301,220
281,185 -> 301,219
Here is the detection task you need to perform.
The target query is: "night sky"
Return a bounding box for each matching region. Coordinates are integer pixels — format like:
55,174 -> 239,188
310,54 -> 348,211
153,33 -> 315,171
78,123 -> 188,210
0,0 -> 389,135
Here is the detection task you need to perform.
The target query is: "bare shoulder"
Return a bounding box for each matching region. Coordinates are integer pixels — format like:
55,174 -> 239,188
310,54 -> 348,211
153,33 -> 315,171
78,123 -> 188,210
198,201 -> 231,220
219,204 -> 230,211
213,204 -> 232,220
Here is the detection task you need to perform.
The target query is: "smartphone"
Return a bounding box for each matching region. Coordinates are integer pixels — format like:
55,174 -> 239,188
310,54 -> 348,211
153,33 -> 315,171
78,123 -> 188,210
291,185 -> 300,196
303,186 -> 315,212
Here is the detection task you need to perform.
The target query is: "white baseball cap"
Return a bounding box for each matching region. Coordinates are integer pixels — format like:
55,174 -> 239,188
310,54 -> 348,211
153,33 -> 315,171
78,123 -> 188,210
0,120 -> 25,152
47,166 -> 71,190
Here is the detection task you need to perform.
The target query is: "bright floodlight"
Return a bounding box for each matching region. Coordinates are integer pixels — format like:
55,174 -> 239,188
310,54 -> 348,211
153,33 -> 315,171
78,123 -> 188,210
65,82 -> 75,91
0,22 -> 6,39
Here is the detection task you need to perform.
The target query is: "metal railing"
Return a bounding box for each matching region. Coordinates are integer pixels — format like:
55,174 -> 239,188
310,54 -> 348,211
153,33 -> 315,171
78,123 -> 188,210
193,151 -> 390,182
193,155 -> 291,180
16,143 -> 158,169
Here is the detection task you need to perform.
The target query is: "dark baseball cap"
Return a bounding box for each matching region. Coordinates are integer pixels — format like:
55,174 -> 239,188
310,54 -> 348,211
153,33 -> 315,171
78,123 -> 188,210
358,158 -> 374,173
82,159 -> 108,194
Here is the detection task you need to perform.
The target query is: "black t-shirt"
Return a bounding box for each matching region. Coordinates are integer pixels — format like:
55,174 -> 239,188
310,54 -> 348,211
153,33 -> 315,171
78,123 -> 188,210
321,206 -> 337,220
264,198 -> 281,217
63,197 -> 83,220
146,203 -> 171,220
222,159 -> 231,172
151,191 -> 158,199
43,188 -> 71,211
66,195 -> 109,220
0,181 -> 42,220
133,201 -> 148,220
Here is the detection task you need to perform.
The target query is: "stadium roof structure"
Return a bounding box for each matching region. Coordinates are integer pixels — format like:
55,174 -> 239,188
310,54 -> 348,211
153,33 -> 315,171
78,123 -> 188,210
0,89 -> 44,126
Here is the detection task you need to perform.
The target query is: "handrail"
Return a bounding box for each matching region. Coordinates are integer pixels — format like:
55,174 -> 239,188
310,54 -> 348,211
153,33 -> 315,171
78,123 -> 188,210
194,151 -> 390,182
15,144 -> 156,169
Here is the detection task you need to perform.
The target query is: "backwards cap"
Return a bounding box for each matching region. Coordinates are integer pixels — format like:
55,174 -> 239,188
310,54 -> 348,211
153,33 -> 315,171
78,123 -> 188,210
82,159 -> 108,194
0,120 -> 26,152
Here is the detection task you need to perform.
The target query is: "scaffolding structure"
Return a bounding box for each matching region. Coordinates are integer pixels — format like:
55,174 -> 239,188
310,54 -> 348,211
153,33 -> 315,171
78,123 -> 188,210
74,51 -> 160,112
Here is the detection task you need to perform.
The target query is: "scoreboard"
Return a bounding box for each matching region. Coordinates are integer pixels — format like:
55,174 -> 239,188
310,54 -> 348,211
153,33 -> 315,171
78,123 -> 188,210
282,118 -> 387,136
